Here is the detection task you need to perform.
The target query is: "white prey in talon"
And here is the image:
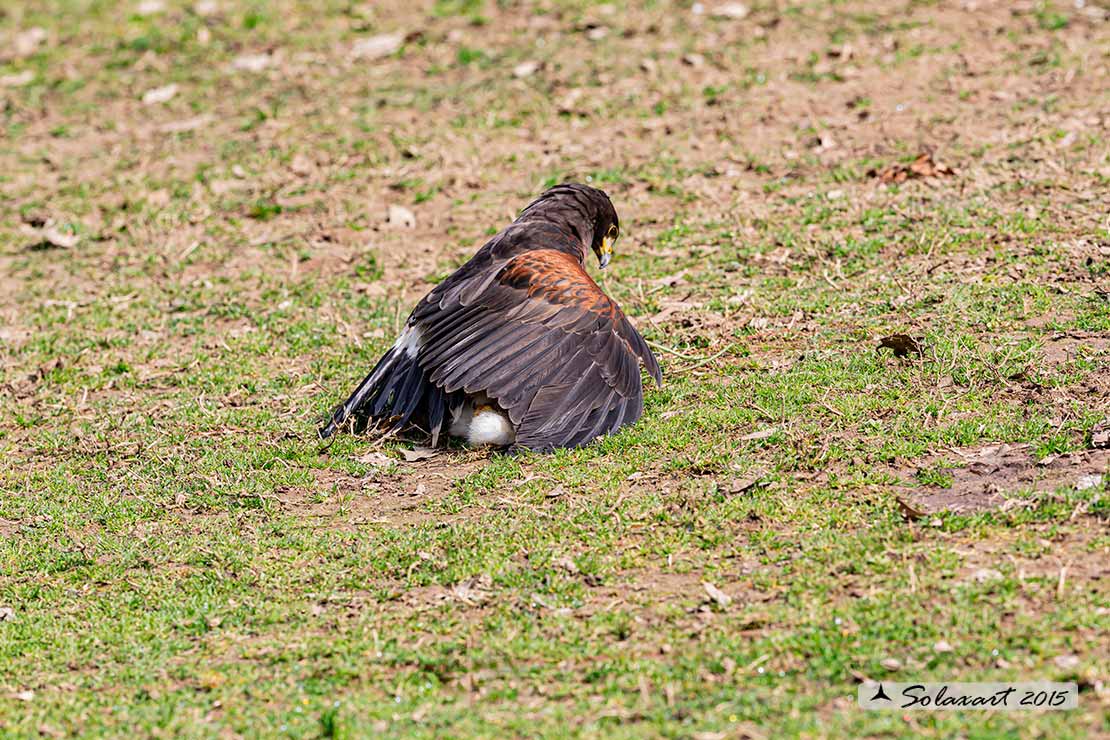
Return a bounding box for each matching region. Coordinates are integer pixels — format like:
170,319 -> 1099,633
448,395 -> 516,446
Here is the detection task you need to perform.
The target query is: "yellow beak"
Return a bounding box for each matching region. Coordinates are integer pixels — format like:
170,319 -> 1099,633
598,236 -> 614,269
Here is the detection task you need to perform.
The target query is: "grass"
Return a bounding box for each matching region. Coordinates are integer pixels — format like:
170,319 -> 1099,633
1,0 -> 1108,737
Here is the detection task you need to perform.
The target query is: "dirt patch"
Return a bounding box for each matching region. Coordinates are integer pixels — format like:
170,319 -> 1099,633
951,521 -> 1110,588
281,452 -> 486,527
1038,332 -> 1110,366
891,443 -> 1107,514
0,518 -> 21,538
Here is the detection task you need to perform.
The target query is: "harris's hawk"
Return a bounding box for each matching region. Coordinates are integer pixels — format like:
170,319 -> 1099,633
319,183 -> 661,453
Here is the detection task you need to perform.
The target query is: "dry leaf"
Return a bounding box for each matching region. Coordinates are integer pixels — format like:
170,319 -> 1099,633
231,53 -> 271,72
142,84 -> 178,105
702,582 -> 732,608
513,60 -> 540,78
0,70 -> 34,87
351,33 -> 404,60
198,671 -> 225,690
358,451 -> 392,467
895,497 -> 926,521
0,607 -> 14,622
159,115 -> 213,133
711,2 -> 750,19
41,226 -> 79,249
971,568 -> 1002,583
545,485 -> 566,498
651,301 -> 698,324
727,475 -> 762,495
740,427 -> 777,441
399,447 -> 436,462
290,153 -> 314,176
387,204 -> 416,228
877,334 -> 923,358
652,270 -> 688,288
22,221 -> 79,249
13,27 -> 47,57
555,556 -> 579,574
1053,654 -> 1080,670
872,153 -> 955,183
450,574 -> 492,605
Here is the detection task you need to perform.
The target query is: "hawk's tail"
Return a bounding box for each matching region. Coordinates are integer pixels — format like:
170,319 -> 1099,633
318,331 -> 450,443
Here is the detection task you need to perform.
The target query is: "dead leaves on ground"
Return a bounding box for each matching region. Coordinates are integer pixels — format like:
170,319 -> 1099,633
870,152 -> 956,184
398,446 -> 437,462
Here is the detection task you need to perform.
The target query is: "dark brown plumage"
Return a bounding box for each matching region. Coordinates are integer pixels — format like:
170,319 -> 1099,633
319,183 -> 661,453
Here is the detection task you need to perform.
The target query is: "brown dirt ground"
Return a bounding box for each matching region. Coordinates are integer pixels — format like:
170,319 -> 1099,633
892,443 -> 1108,513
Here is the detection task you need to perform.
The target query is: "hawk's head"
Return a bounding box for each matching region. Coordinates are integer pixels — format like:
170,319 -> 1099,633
518,183 -> 620,269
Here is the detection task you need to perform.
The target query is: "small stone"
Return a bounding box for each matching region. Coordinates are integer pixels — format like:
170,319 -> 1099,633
880,658 -> 901,671
933,640 -> 953,653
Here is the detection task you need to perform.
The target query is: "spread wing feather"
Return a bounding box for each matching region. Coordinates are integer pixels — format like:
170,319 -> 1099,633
411,249 -> 660,451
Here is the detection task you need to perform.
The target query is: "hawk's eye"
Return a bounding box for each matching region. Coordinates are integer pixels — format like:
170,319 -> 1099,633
607,225 -> 619,241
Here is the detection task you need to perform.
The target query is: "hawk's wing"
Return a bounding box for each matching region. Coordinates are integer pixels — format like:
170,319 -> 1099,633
410,248 -> 661,452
